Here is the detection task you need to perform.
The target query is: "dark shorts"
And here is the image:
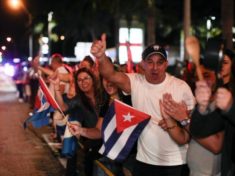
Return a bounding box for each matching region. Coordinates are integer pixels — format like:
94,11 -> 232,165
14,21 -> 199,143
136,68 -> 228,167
133,160 -> 188,176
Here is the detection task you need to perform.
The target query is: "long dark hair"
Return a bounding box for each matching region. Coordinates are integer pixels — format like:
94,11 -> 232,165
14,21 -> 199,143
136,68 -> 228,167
74,68 -> 103,113
224,49 -> 235,96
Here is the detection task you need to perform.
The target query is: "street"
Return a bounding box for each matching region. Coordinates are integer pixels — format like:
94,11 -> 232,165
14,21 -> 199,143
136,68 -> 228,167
0,91 -> 65,176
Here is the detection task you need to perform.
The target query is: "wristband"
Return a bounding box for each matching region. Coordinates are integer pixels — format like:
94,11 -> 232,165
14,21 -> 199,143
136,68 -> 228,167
180,118 -> 191,127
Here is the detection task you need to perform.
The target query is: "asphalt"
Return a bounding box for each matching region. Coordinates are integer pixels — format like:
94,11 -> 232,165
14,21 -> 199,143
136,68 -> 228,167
0,91 -> 65,176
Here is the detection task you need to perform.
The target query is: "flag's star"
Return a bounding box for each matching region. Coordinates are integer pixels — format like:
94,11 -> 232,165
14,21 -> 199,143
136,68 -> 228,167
123,112 -> 135,122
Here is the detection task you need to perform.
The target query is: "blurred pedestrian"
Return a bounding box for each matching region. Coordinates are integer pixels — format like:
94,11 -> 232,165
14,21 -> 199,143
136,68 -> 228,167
171,49 -> 235,176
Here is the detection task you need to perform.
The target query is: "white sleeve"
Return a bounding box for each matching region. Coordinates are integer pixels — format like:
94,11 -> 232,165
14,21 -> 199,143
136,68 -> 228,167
122,73 -> 137,95
181,82 -> 196,111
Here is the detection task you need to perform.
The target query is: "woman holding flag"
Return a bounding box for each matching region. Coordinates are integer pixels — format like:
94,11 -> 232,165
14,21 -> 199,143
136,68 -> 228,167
68,64 -> 135,176
51,67 -> 105,176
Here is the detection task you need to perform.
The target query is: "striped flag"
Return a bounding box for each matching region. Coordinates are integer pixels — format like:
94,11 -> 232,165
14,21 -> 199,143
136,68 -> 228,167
24,77 -> 63,129
38,76 -> 62,112
61,116 -> 78,158
24,87 -> 54,128
99,100 -> 150,162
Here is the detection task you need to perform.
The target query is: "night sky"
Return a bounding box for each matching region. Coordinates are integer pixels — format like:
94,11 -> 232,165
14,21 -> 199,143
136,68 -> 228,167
0,0 -> 232,61
0,0 -> 56,59
0,0 -> 33,59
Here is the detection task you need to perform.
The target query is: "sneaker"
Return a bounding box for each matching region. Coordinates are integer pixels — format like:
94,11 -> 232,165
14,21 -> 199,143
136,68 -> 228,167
18,98 -> 24,103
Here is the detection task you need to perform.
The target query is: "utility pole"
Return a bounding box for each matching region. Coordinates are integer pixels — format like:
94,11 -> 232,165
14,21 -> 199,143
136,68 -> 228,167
221,0 -> 234,49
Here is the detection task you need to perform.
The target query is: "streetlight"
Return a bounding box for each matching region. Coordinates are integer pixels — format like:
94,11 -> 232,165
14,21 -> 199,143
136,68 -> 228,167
6,37 -> 12,42
7,0 -> 21,9
7,0 -> 33,59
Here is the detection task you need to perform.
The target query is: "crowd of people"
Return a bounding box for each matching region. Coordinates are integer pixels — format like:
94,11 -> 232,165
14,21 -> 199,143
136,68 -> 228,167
14,34 -> 235,176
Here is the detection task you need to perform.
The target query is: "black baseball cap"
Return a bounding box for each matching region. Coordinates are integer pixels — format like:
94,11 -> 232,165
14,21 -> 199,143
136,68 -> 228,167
142,44 -> 167,60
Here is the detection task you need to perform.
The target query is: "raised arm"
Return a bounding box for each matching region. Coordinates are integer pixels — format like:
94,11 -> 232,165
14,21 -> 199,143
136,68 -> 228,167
38,66 -> 54,76
50,73 -> 68,111
90,34 -> 131,93
32,56 -> 54,76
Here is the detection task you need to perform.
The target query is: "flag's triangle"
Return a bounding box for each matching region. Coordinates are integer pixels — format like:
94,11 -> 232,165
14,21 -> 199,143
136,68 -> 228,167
115,100 -> 150,133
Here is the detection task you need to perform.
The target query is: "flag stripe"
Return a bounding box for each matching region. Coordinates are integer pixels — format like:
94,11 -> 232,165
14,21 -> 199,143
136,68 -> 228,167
29,107 -> 52,128
31,113 -> 50,128
24,88 -> 54,129
62,119 -> 78,157
104,124 -> 137,160
101,103 -> 115,129
39,76 -> 62,112
101,119 -> 149,161
116,119 -> 149,161
103,114 -> 116,142
37,102 -> 50,112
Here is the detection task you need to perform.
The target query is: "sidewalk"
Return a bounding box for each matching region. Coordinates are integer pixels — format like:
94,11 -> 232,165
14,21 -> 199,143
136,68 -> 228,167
29,112 -> 113,176
27,110 -> 85,175
0,92 -> 65,176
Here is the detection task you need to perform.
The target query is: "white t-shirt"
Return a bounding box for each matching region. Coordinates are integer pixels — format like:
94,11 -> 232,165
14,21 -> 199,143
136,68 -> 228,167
56,66 -> 69,94
126,73 -> 195,166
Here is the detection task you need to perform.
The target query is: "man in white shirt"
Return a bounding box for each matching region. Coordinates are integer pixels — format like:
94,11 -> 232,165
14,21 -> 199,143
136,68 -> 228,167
91,34 -> 195,176
34,54 -> 70,142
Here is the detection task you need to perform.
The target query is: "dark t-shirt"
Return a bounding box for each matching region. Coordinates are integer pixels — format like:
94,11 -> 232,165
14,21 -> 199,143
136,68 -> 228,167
65,94 -> 102,151
65,95 -> 98,127
190,103 -> 235,176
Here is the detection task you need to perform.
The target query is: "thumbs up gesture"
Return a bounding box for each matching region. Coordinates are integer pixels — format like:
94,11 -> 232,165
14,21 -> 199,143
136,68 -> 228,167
90,33 -> 107,59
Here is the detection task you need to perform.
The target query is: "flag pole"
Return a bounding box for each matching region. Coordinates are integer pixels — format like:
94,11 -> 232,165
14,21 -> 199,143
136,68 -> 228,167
38,76 -> 66,117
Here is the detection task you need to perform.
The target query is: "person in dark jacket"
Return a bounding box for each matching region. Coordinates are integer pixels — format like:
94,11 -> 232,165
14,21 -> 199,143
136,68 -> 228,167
190,49 -> 235,176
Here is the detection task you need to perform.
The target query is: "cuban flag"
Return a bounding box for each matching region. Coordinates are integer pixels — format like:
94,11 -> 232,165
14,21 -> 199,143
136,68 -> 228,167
38,76 -> 62,112
61,116 -> 78,158
24,76 -> 63,128
24,87 -> 54,128
99,99 -> 151,162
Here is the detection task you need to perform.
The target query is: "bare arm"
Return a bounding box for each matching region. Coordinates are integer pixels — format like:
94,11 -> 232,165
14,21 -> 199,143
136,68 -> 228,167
50,71 -> 71,94
195,131 -> 224,154
168,126 -> 190,145
58,73 -> 72,83
38,66 -> 54,76
91,34 -> 131,93
159,118 -> 190,145
69,118 -> 103,139
50,74 -> 68,111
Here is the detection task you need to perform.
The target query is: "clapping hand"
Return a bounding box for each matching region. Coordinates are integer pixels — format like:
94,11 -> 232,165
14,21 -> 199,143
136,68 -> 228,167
195,81 -> 212,113
215,88 -> 233,111
161,93 -> 188,121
